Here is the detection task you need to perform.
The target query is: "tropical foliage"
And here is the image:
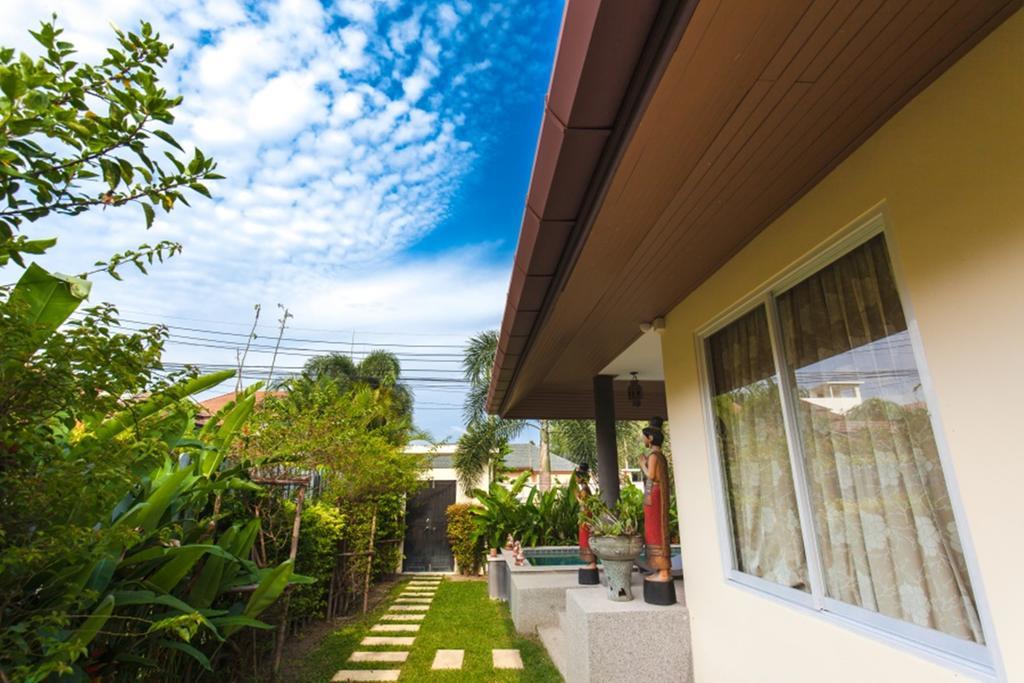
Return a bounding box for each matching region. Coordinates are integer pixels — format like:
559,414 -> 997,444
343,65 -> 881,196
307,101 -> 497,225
0,265 -> 301,681
470,473 -> 581,550
445,503 -> 485,576
298,350 -> 414,441
249,373 -> 423,505
454,330 -> 524,494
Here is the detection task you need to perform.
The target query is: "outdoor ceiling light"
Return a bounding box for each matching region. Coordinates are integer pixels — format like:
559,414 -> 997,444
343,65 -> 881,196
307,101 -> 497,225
628,372 -> 643,407
639,317 -> 666,334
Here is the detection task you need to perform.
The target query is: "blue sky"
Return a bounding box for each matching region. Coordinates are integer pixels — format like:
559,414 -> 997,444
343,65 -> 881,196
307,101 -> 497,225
0,0 -> 564,441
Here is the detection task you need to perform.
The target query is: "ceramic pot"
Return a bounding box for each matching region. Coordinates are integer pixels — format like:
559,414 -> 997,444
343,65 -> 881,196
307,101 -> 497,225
589,534 -> 642,601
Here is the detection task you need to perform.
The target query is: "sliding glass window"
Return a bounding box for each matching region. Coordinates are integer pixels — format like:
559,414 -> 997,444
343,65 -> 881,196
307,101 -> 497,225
705,233 -> 984,652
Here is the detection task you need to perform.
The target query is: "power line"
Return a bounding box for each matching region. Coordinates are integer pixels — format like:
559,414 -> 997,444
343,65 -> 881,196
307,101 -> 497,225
70,313 -> 468,350
97,307 -> 477,339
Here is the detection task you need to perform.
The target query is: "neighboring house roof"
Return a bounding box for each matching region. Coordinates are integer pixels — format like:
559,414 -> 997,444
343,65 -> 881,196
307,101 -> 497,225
407,443 -> 576,473
503,443 -> 576,473
195,390 -> 286,424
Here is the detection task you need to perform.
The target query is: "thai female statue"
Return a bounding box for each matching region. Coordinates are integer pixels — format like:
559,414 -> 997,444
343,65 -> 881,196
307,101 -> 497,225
641,416 -> 675,604
575,463 -> 599,584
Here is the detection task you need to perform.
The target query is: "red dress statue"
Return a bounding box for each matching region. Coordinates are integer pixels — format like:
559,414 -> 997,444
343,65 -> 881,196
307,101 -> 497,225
576,463 -> 599,584
642,417 -> 675,605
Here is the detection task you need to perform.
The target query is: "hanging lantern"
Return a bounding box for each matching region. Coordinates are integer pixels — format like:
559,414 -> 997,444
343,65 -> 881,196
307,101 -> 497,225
628,372 -> 643,407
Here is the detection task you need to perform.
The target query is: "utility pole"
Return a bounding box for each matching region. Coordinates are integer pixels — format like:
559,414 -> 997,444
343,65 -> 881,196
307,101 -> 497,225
236,303 -> 261,393
266,304 -> 292,387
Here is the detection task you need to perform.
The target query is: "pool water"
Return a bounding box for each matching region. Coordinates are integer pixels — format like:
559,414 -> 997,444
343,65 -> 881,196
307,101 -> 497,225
524,547 -> 681,567
528,554 -> 588,566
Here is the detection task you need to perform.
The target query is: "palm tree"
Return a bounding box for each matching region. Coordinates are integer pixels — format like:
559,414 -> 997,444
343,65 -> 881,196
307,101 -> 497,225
298,350 -> 415,445
454,330 -> 526,494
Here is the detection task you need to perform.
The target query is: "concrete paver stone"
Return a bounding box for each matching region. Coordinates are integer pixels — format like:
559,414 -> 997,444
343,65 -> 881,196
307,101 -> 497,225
331,671 -> 400,681
348,652 -> 409,663
431,649 -> 465,670
493,649 -> 524,670
360,636 -> 416,646
371,624 -> 420,632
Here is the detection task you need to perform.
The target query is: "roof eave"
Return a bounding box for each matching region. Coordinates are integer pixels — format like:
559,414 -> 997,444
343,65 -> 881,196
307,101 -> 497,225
486,0 -> 695,417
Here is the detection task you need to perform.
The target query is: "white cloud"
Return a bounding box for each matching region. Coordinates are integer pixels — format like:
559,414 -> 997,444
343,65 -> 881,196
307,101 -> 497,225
337,0 -> 376,24
436,4 -> 458,37
247,72 -> 328,140
401,73 -> 429,102
333,91 -> 365,120
337,26 -> 369,71
0,0 -> 559,437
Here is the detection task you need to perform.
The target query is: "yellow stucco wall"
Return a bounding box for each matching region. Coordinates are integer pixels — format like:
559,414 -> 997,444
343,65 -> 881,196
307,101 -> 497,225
661,10 -> 1023,682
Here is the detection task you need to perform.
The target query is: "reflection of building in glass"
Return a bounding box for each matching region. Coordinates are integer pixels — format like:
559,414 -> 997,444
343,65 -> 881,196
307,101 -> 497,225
801,381 -> 863,414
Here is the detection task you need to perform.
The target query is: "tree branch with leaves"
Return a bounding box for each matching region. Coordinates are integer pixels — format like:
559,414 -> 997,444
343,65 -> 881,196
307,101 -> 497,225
0,16 -> 222,268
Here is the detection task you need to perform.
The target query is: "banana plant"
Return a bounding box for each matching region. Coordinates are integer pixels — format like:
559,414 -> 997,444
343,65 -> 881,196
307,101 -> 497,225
1,264 -> 307,681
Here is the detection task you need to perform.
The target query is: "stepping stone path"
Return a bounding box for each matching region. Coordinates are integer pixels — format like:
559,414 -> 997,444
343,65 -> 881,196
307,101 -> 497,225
332,576 -> 526,679
332,576 -> 442,682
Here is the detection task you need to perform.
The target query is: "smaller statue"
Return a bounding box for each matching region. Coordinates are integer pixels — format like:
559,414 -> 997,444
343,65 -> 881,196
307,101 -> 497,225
505,534 -> 515,550
641,416 -> 676,605
575,463 -> 599,584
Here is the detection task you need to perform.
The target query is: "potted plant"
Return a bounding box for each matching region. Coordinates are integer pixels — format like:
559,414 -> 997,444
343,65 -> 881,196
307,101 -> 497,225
581,495 -> 643,601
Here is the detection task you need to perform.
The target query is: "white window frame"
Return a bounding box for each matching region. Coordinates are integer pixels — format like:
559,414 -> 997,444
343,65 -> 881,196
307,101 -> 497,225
693,208 -> 997,678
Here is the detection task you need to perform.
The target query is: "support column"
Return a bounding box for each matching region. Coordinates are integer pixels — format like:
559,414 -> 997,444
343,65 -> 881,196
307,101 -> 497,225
592,375 -> 620,506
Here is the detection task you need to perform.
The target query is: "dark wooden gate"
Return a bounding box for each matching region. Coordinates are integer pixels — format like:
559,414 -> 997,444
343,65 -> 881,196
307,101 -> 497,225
402,480 -> 456,572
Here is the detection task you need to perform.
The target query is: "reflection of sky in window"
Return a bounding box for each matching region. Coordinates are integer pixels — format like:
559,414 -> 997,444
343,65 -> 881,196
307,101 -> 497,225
792,331 -> 923,406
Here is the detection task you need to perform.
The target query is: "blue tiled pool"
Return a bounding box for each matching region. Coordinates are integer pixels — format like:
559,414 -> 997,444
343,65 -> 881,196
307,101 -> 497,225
524,546 -> 682,568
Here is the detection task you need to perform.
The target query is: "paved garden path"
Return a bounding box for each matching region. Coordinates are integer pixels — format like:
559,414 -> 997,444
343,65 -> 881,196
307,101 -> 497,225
292,576 -> 561,682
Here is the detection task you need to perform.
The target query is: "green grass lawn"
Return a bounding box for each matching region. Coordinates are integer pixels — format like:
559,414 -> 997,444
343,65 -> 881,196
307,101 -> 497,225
284,578 -> 562,682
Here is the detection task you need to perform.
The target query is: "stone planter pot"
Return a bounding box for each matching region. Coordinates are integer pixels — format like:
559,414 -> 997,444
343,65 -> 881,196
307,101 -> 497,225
589,534 -> 642,601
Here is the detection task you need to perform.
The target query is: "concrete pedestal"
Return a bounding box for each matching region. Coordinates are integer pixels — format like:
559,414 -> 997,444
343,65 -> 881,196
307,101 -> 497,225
509,571 -> 583,635
487,556 -> 508,601
561,575 -> 691,683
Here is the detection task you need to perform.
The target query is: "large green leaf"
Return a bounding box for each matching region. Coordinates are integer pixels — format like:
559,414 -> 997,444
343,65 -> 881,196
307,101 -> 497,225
115,465 -> 194,534
202,393 -> 256,476
93,370 -> 234,442
4,262 -> 90,361
147,545 -> 208,593
224,560 -> 293,637
187,527 -> 236,609
157,639 -> 211,671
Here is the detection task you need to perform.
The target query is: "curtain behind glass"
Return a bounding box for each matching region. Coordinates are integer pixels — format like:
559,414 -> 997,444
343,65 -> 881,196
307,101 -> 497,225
775,234 -> 983,642
709,306 -> 808,590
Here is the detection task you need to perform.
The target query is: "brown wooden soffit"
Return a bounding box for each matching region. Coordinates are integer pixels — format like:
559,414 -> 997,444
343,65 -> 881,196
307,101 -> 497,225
490,0 -> 1019,420
488,0 -> 675,415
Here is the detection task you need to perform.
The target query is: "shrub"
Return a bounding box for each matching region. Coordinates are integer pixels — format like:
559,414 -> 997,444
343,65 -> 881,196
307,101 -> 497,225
265,501 -> 347,620
446,503 -> 485,575
470,473 -> 581,549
